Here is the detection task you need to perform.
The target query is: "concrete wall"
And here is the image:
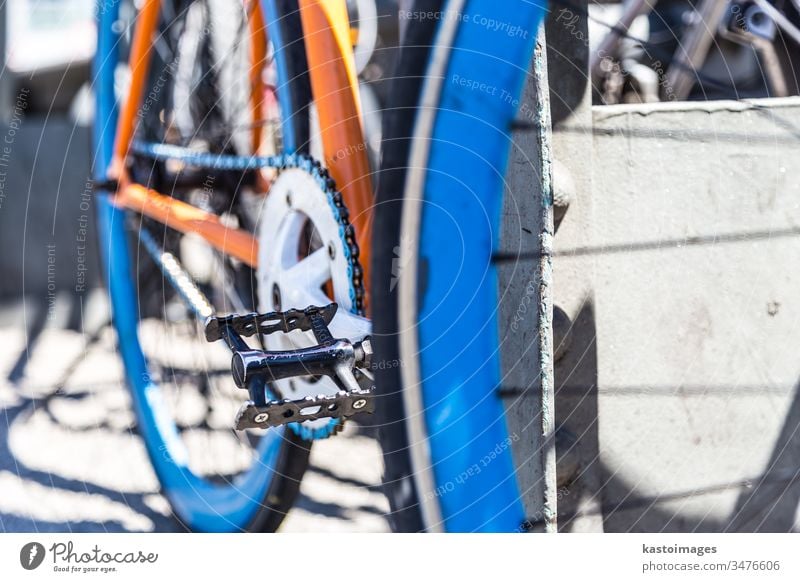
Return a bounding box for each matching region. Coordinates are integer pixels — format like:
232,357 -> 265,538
566,97 -> 800,531
545,2 -> 606,532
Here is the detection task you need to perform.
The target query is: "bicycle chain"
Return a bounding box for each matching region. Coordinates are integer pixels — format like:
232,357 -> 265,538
131,141 -> 366,439
129,141 -> 365,315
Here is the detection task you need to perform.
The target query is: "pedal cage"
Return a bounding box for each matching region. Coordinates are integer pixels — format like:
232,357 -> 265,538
204,303 -> 374,430
204,303 -> 338,343
235,388 -> 374,430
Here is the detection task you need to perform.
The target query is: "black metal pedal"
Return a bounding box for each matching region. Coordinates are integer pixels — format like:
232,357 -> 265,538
204,303 -> 374,429
204,303 -> 337,343
235,388 -> 375,430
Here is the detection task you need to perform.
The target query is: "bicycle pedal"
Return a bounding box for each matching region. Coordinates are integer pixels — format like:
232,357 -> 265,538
235,389 -> 375,430
204,303 -> 337,342
204,303 -> 374,430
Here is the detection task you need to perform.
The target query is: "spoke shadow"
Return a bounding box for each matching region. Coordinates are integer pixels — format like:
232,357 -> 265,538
0,379 -> 183,533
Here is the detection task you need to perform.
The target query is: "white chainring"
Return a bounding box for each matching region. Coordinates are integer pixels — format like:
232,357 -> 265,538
257,168 -> 371,438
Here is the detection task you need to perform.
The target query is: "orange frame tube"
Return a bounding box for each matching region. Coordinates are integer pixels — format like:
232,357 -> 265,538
297,0 -> 373,289
112,0 -> 161,174
110,0 -> 373,294
118,183 -> 259,267
248,1 -> 268,154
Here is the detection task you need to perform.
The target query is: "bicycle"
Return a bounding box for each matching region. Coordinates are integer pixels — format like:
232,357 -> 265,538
94,0 -> 549,532
588,0 -> 800,103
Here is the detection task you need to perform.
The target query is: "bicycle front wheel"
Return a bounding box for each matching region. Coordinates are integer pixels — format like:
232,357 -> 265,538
373,0 -> 547,532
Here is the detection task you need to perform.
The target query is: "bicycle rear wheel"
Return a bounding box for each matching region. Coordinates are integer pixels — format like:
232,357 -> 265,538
373,0 -> 547,532
94,0 -> 314,532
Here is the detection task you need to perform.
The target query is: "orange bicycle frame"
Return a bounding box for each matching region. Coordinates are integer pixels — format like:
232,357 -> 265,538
110,0 -> 372,295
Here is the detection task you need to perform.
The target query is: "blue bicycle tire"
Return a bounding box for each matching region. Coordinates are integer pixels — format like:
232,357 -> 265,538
373,0 -> 545,532
93,0 -> 314,532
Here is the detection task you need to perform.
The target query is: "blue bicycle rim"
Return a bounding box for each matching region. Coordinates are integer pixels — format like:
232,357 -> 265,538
93,0 -> 302,532
412,0 -> 544,531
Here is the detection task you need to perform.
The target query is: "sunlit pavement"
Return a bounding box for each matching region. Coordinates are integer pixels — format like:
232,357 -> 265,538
0,296 -> 390,533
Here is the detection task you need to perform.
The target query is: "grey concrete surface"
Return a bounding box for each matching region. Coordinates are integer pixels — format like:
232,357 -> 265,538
498,28 -> 558,529
552,96 -> 800,532
545,2 -> 606,532
0,297 -> 390,533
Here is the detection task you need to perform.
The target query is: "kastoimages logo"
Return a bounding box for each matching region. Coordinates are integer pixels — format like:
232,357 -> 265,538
20,542 -> 46,570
